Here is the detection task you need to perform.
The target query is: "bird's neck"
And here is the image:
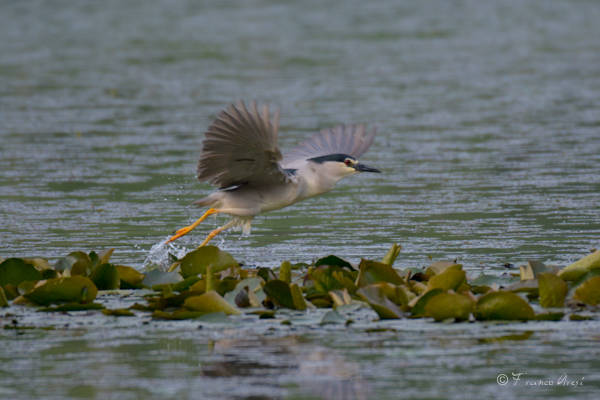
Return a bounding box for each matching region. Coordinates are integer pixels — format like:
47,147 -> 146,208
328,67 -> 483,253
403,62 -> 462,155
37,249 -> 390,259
297,163 -> 341,199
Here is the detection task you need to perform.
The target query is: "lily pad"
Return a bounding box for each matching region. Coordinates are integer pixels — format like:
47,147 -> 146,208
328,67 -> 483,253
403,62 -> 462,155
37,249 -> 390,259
573,276 -> 600,305
506,280 -> 539,295
149,290 -> 204,310
41,269 -> 58,280
22,257 -> 52,272
184,290 -> 241,315
424,292 -> 474,322
65,251 -> 93,276
519,264 -> 535,281
538,273 -> 567,308
479,331 -> 533,343
427,267 -> 465,291
102,308 -> 135,317
257,267 -> 277,282
248,310 -> 276,319
320,309 -> 347,325
0,258 -> 42,287
278,261 -> 292,283
396,285 -> 417,311
475,291 -> 534,321
116,265 -> 145,289
381,243 -> 402,266
189,279 -> 206,293
356,259 -> 404,287
315,255 -> 355,271
179,246 -> 238,278
408,280 -> 428,296
381,283 -> 411,309
224,277 -> 265,306
2,284 -> 18,300
572,268 -> 600,288
425,261 -> 462,277
356,284 -> 403,319
142,270 -> 182,287
308,265 -> 356,294
307,293 -> 333,308
558,249 -> 600,281
329,289 -> 352,307
90,263 -> 120,290
290,283 -> 307,311
520,260 -> 555,281
0,287 -> 8,307
534,312 -> 564,321
98,248 -> 115,265
570,314 -> 593,321
195,312 -> 233,323
470,274 -> 501,287
216,276 -> 238,296
205,265 -> 217,292
17,280 -> 37,295
411,288 -> 445,317
263,279 -> 295,309
471,285 -> 493,295
25,276 -> 98,305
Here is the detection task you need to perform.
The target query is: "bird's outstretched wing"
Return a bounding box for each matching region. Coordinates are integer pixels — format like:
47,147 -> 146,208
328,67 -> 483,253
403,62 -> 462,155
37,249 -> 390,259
197,101 -> 289,188
282,124 -> 377,169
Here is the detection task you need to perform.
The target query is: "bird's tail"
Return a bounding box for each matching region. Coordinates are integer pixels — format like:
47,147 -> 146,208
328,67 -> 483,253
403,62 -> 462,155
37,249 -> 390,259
192,192 -> 222,208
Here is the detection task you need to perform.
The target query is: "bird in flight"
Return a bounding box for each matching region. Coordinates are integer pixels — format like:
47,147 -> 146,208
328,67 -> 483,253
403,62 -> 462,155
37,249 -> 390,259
167,101 -> 380,246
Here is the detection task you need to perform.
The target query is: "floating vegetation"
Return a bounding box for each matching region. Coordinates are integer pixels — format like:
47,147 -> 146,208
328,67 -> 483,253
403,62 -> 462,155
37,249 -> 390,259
1,245 -> 599,325
474,291 -> 534,321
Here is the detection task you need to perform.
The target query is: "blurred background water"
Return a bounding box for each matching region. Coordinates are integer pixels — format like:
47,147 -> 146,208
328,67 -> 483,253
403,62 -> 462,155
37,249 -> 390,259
1,0 -> 599,270
1,2 -> 600,398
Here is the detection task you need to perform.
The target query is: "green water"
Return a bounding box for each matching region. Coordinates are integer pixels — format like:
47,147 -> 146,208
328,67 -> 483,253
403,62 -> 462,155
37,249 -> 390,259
1,0 -> 600,398
2,293 -> 599,400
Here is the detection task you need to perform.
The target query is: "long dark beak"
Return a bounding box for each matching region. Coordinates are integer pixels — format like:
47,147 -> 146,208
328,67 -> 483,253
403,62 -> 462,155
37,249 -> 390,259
355,163 -> 381,173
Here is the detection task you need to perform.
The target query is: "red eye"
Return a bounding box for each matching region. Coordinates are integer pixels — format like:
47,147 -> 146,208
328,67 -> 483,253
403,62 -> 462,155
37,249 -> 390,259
344,159 -> 352,166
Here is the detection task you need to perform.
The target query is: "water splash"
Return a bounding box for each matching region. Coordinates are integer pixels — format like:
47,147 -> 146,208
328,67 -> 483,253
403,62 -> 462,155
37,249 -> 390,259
142,237 -> 188,271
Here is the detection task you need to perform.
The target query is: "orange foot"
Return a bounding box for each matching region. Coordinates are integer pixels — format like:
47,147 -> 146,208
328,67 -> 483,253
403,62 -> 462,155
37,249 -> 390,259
166,208 -> 219,243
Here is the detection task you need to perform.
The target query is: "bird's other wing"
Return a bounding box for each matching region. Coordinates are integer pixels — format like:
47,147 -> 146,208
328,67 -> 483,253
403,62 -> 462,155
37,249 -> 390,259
197,101 -> 289,188
282,124 -> 377,169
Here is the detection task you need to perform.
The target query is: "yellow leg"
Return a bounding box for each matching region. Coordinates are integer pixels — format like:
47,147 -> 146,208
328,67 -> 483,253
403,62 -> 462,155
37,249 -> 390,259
166,208 -> 219,243
198,220 -> 236,247
167,219 -> 235,272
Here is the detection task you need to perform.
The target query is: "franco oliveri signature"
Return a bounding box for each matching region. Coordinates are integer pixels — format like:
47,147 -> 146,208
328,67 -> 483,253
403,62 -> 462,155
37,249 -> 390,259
497,372 -> 585,387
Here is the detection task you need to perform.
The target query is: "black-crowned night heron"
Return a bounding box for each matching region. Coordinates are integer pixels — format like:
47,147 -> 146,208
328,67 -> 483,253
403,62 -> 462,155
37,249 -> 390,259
167,101 -> 380,246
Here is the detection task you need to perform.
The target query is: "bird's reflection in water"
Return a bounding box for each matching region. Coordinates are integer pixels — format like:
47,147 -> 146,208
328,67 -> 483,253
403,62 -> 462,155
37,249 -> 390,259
202,335 -> 370,400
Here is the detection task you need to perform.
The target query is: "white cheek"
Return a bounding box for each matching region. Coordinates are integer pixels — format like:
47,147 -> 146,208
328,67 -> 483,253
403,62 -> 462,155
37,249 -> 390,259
345,166 -> 358,176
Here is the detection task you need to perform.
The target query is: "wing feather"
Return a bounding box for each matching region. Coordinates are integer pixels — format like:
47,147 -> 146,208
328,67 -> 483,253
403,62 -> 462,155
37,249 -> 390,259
282,124 -> 376,168
197,101 -> 287,188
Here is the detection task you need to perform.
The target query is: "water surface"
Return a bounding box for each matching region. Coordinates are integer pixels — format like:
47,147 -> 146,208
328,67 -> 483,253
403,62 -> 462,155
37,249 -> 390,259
2,0 -> 599,269
1,1 -> 600,399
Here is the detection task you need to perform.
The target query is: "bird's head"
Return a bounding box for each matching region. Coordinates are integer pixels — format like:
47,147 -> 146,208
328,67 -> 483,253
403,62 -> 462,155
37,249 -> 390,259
308,153 -> 381,181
